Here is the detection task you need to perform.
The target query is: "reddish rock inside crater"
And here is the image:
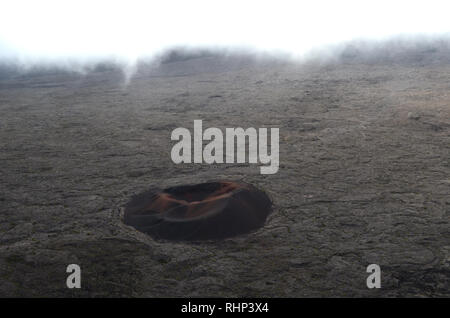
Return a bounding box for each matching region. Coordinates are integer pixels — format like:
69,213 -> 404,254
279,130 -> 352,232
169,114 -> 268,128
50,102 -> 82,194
123,181 -> 272,241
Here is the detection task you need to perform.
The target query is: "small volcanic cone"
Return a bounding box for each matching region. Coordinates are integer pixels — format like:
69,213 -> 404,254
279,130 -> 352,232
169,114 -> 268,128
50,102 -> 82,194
123,181 -> 272,241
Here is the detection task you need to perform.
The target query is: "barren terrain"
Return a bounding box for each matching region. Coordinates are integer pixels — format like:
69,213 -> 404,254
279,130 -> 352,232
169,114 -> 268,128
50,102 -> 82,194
0,46 -> 449,297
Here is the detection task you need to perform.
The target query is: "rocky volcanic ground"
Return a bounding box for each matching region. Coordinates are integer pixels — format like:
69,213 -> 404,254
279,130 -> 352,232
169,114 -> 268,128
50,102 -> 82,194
0,45 -> 449,297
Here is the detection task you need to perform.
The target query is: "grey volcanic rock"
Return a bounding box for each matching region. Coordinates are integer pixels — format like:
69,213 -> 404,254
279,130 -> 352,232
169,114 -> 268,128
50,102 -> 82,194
0,49 -> 449,297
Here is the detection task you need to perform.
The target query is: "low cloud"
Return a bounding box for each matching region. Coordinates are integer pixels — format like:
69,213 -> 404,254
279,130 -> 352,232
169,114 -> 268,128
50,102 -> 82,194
1,0 -> 450,80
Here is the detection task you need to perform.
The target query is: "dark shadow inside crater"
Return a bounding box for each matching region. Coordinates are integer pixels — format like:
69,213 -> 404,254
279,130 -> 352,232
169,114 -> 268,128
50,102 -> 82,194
123,181 -> 272,241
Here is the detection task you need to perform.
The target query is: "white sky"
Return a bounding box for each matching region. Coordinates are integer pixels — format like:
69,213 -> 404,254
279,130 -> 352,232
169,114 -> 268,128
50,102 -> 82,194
1,0 -> 450,62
